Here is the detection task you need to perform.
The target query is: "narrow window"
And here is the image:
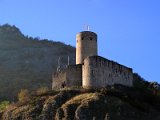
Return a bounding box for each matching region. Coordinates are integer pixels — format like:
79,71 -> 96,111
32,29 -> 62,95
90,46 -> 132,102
82,37 -> 84,40
90,37 -> 93,40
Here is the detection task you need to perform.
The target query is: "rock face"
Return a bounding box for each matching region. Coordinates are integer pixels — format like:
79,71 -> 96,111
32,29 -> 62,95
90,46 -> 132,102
0,24 -> 75,101
1,86 -> 160,120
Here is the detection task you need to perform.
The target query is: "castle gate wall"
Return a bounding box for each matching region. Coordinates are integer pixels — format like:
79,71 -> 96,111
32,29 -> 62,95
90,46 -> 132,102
83,56 -> 133,88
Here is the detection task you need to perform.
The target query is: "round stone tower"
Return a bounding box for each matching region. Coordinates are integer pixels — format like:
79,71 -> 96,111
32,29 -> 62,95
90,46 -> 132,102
76,31 -> 98,64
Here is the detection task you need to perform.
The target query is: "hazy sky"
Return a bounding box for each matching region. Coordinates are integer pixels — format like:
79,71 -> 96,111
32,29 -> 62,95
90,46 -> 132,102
0,0 -> 160,83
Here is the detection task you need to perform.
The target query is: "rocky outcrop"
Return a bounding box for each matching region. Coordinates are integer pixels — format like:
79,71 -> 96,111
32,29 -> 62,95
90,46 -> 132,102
1,87 -> 160,120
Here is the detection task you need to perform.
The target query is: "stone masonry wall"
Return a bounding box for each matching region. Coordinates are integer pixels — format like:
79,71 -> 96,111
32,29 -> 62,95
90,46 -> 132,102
52,70 -> 66,89
83,56 -> 133,88
52,64 -> 82,89
76,31 -> 97,64
66,64 -> 82,87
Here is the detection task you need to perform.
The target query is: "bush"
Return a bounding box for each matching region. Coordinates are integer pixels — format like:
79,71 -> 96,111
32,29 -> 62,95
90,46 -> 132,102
0,101 -> 10,111
36,87 -> 49,95
18,89 -> 30,103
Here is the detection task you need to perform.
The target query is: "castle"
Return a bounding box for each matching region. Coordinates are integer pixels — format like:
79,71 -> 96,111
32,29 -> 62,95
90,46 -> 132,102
52,31 -> 133,89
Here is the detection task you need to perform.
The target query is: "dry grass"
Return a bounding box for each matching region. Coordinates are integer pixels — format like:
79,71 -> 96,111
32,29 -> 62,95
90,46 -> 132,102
62,93 -> 99,108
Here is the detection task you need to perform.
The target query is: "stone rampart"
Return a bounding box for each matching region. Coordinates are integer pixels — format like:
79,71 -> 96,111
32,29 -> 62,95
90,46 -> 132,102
82,56 -> 133,88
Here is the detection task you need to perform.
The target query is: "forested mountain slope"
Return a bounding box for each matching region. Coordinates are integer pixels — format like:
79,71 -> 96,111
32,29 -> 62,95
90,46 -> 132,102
0,24 -> 75,101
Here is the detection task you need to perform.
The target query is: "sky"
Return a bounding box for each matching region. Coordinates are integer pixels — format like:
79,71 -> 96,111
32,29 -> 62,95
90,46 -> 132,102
0,0 -> 160,83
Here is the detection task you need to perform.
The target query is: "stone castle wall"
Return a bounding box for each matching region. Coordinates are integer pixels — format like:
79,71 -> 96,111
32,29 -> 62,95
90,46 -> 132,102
83,56 -> 133,88
52,70 -> 66,89
76,31 -> 97,64
66,64 -> 82,86
52,64 -> 82,89
52,31 -> 133,89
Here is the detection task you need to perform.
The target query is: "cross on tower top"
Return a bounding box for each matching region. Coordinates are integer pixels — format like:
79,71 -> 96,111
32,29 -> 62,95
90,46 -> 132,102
84,24 -> 90,31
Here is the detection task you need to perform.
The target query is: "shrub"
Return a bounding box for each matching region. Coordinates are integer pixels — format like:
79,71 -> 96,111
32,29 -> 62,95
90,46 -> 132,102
0,101 -> 10,111
18,89 -> 30,103
36,87 -> 49,95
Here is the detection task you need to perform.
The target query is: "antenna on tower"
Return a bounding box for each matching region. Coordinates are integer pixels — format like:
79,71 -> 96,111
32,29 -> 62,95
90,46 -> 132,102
87,25 -> 90,31
68,56 -> 70,66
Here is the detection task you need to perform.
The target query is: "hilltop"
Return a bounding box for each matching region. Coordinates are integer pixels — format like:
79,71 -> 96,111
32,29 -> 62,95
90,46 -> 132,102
0,80 -> 160,120
0,24 -> 75,101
